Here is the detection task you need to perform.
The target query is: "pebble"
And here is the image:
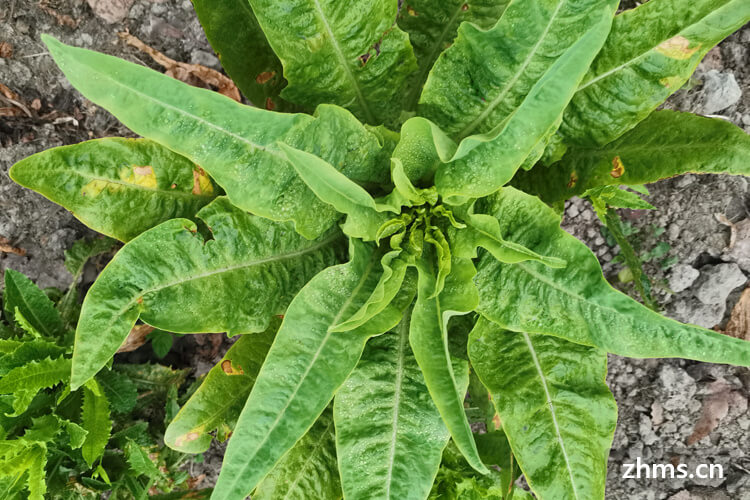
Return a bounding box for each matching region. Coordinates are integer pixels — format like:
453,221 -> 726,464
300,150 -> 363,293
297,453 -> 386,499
702,70 -> 742,113
695,263 -> 746,305
668,264 -> 700,293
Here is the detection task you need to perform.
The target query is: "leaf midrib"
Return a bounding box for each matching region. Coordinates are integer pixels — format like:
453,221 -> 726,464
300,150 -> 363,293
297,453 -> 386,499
383,317 -> 408,498
408,2 -> 466,109
522,332 -> 579,499
311,0 -> 375,124
457,0 -> 567,139
36,168 -> 215,199
281,418 -> 336,499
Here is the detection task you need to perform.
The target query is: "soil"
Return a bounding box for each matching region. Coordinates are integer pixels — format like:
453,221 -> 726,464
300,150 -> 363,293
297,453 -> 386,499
1,2 -> 749,499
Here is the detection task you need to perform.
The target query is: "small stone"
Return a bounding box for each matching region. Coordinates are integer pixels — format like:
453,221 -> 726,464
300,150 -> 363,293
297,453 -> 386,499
190,49 -> 220,69
695,263 -> 746,305
702,70 -> 742,114
567,203 -> 580,218
86,0 -> 135,23
669,264 -> 700,293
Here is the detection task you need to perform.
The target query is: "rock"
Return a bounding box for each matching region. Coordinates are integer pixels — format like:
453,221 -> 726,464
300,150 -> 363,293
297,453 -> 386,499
86,0 -> 135,23
695,263 -> 746,305
190,49 -> 220,69
669,264 -> 700,293
702,70 -> 742,114
670,297 -> 725,328
724,218 -> 750,272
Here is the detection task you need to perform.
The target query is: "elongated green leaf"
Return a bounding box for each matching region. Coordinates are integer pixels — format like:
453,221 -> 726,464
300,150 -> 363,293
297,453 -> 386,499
474,187 -> 750,365
469,319 -> 617,500
213,241 -> 414,500
96,369 -> 137,415
81,379 -> 112,467
0,356 -> 70,398
193,0 -> 294,111
165,326 -> 276,453
419,0 -> 617,138
3,270 -> 63,338
42,36 -> 391,239
10,138 -> 216,242
515,111 -> 750,204
254,409 -> 341,500
280,144 -> 391,240
331,250 -> 411,332
451,212 -> 565,268
560,0 -> 750,146
72,197 -> 342,390
335,313 -> 450,500
248,0 -> 417,126
397,0 -> 508,110
0,339 -> 66,376
411,255 -> 485,473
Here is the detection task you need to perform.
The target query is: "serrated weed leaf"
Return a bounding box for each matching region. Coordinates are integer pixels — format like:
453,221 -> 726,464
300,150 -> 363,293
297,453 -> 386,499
3,269 -> 64,339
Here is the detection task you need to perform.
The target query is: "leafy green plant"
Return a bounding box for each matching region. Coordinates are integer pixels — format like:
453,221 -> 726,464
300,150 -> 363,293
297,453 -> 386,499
0,246 -> 209,499
9,0 -> 750,498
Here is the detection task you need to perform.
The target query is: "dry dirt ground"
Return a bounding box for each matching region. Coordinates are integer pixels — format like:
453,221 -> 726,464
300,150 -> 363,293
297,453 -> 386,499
1,2 -> 749,498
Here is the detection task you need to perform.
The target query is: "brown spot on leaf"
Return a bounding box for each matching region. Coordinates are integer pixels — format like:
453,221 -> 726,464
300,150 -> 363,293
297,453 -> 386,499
359,53 -> 371,66
461,3 -> 469,11
566,171 -> 578,189
610,156 -> 625,178
255,71 -> 275,84
175,431 -> 202,447
406,5 -> 417,16
221,360 -> 244,375
117,324 -> 154,353
265,97 -> 276,111
656,36 -> 700,60
133,165 -> 153,176
171,183 -> 177,189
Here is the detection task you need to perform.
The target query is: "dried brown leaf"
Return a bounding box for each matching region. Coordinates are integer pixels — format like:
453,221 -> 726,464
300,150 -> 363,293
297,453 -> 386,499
0,42 -> 13,58
118,32 -> 241,102
687,382 -> 731,446
117,324 -> 155,353
0,236 -> 26,256
725,288 -> 750,342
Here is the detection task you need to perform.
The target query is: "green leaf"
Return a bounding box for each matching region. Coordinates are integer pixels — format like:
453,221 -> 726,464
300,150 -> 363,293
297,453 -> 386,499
419,0 -> 617,136
515,111 -> 750,204
81,379 -> 112,467
0,356 -> 70,403
597,207 -> 657,309
469,319 -> 617,500
334,313 -> 450,500
63,420 -> 88,449
474,187 -> 750,366
125,439 -> 161,479
63,236 -> 118,277
72,197 -> 342,389
41,36 -> 390,239
254,409 -> 341,500
428,442 -> 505,500
330,250 -> 412,332
411,255 -> 485,473
397,0 -> 509,110
147,330 -> 173,359
248,0 -> 417,126
279,143 -> 391,240
192,0 -> 294,111
165,327 -> 276,453
560,0 -> 750,146
583,186 -> 655,221
0,339 -> 67,377
10,138 -> 216,242
212,240 -> 414,499
3,269 -> 64,338
451,211 -> 565,268
96,369 -> 137,415
428,0 -> 617,202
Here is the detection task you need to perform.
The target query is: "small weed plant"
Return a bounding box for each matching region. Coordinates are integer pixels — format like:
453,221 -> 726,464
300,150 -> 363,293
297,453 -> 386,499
9,0 -> 750,498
